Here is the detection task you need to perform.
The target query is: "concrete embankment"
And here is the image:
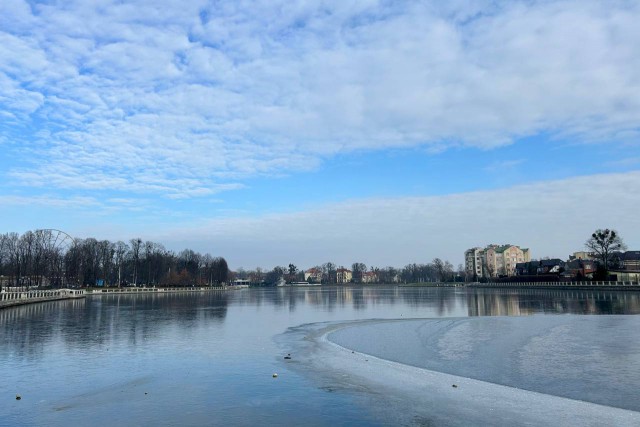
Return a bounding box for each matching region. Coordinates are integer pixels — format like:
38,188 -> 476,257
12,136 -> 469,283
0,289 -> 85,309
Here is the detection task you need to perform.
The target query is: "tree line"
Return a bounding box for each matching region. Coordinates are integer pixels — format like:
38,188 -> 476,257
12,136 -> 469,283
235,259 -> 463,286
0,230 -> 229,289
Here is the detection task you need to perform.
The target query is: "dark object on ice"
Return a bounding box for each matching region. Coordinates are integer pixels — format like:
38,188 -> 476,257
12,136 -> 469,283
284,353 -> 292,360
452,384 -> 458,388
16,394 -> 21,400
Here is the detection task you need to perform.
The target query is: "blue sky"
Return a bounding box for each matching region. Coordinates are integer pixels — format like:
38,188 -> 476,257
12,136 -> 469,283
1,0 -> 639,269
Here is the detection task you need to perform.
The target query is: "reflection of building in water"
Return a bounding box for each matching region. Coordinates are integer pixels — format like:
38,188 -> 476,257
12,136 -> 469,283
339,286 -> 353,303
467,289 -> 640,316
467,292 -> 531,316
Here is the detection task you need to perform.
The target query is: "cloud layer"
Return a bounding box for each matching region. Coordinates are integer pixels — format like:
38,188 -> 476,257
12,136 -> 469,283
157,171 -> 640,268
1,0 -> 639,198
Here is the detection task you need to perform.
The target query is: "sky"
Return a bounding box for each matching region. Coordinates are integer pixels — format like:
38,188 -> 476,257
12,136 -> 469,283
1,0 -> 639,270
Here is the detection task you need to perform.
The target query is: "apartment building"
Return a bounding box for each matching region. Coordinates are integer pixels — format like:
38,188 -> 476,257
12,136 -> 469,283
464,247 -> 484,279
465,244 -> 531,278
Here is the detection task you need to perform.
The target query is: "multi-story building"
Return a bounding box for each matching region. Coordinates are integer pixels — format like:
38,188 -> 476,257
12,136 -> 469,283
485,244 -> 531,277
465,244 -> 531,278
464,247 -> 484,279
336,268 -> 352,284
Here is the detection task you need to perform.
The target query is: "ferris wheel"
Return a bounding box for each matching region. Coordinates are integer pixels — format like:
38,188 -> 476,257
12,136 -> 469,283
33,229 -> 77,288
34,229 -> 76,255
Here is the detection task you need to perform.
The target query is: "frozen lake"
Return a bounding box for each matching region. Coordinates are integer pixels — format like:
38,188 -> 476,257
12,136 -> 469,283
328,315 -> 640,411
2,287 -> 639,426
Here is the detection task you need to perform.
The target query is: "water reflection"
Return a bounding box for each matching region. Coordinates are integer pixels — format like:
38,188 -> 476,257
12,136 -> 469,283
467,289 -> 640,316
2,287 -> 639,362
0,292 -> 229,359
231,286 -> 640,316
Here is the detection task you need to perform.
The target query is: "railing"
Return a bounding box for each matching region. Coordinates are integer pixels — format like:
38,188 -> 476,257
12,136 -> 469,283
86,286 -> 227,294
0,289 -> 85,305
467,281 -> 640,287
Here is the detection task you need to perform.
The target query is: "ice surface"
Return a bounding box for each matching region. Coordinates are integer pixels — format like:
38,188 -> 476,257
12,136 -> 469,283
280,319 -> 640,426
327,315 -> 640,411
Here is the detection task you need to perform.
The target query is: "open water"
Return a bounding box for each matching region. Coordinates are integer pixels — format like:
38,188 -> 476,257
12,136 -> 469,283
1,286 -> 639,426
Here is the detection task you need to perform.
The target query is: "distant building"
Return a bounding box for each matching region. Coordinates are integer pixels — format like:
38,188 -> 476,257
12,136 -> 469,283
562,259 -> 597,279
466,244 -> 530,278
336,268 -> 352,284
515,259 -> 564,276
619,251 -> 640,271
570,251 -> 595,261
464,247 -> 484,279
538,259 -> 564,274
610,251 -> 640,282
362,271 -> 378,284
304,268 -> 322,283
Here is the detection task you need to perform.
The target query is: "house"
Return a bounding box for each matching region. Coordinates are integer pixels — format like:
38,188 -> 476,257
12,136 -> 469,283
362,271 -> 378,284
570,251 -> 595,261
609,251 -> 640,282
336,268 -> 352,284
515,261 -> 539,276
562,259 -> 597,279
537,259 -> 564,274
304,268 -> 322,283
620,251 -> 640,271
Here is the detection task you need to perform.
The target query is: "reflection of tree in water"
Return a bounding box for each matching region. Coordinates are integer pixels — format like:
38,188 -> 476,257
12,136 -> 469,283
0,299 -> 87,360
108,293 -> 230,347
5,288 -> 640,363
351,287 -> 365,310
0,292 -> 230,358
467,289 -> 640,316
398,287 -> 460,316
229,286 -> 464,314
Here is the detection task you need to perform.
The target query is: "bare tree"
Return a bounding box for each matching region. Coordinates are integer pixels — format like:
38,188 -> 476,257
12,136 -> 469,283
351,262 -> 367,283
481,256 -> 495,280
585,228 -> 627,271
129,238 -> 142,285
322,262 -> 336,284
114,241 -> 128,287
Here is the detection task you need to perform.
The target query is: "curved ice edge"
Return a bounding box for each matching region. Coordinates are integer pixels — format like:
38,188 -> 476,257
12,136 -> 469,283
282,319 -> 640,427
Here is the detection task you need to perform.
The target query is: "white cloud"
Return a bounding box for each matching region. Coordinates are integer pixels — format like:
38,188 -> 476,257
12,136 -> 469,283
0,0 -> 639,197
484,159 -> 524,172
0,194 -> 101,209
154,171 -> 640,269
